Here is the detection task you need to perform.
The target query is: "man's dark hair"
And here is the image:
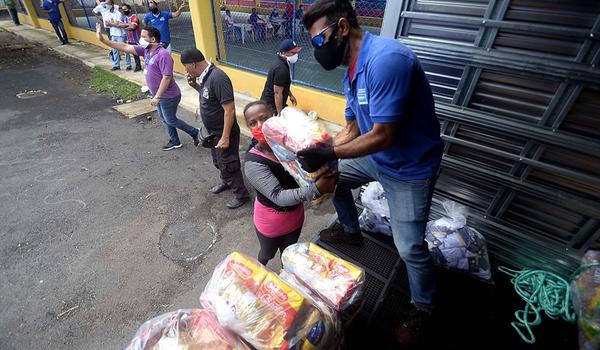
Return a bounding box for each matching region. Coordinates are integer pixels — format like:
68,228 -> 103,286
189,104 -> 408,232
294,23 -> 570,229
303,0 -> 359,30
243,100 -> 272,117
143,26 -> 161,42
122,3 -> 131,10
151,0 -> 158,6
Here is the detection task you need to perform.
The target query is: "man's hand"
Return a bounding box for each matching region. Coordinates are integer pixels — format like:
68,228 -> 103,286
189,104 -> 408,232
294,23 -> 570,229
95,23 -> 104,41
297,146 -> 337,173
316,170 -> 339,194
289,94 -> 297,106
186,73 -> 199,90
150,97 -> 160,107
215,136 -> 230,149
178,3 -> 186,11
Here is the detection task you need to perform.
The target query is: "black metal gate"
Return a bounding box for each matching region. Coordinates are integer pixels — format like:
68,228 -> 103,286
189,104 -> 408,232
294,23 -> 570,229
379,0 -> 600,276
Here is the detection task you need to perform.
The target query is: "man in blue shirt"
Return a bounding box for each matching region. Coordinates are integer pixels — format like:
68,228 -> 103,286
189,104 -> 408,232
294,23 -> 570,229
42,0 -> 68,45
300,1 -> 443,346
143,0 -> 186,52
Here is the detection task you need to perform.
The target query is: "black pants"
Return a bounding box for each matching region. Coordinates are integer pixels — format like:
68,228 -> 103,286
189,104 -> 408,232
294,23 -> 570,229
209,125 -> 249,200
256,226 -> 301,265
8,7 -> 20,25
50,19 -> 68,44
128,41 -> 142,69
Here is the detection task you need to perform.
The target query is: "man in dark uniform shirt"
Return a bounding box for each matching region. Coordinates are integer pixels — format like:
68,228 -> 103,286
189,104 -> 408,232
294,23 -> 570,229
260,39 -> 301,116
180,48 -> 250,209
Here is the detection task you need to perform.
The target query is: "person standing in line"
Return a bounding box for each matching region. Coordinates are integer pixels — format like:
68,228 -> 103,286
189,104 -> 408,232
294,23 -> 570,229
180,47 -> 251,210
114,3 -> 142,71
143,0 -> 186,52
242,100 -> 338,265
299,1 -> 443,346
42,0 -> 68,45
95,0 -> 125,70
260,39 -> 300,116
5,0 -> 21,26
95,24 -> 200,151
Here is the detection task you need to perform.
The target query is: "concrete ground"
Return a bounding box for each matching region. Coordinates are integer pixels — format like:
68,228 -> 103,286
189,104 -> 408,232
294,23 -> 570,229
0,27 -> 335,350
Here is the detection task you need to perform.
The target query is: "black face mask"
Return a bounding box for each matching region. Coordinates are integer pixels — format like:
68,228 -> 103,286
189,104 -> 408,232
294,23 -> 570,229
314,30 -> 349,71
123,10 -> 130,15
151,7 -> 159,14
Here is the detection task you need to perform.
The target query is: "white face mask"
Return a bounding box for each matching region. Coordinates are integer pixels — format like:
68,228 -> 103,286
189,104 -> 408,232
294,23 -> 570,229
138,38 -> 151,48
287,53 -> 298,64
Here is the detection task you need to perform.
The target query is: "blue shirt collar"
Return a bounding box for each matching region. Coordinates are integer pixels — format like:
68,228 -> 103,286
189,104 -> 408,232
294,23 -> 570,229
344,31 -> 373,86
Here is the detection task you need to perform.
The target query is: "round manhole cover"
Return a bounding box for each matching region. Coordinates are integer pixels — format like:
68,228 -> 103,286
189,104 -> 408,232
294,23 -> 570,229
16,90 -> 47,99
159,221 -> 217,262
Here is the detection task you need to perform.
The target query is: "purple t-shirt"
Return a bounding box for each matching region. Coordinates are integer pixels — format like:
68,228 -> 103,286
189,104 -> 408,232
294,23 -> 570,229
134,45 -> 180,98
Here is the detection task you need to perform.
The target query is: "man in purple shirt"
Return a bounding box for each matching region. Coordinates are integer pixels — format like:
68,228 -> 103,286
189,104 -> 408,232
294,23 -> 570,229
95,24 -> 200,151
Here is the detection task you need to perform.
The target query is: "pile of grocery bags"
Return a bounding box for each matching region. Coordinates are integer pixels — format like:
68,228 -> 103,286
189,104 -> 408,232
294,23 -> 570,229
126,243 -> 365,349
359,182 -> 492,282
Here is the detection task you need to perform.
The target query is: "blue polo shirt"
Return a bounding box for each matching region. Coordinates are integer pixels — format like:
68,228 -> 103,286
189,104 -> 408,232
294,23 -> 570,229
42,0 -> 61,21
144,11 -> 173,43
344,32 -> 442,180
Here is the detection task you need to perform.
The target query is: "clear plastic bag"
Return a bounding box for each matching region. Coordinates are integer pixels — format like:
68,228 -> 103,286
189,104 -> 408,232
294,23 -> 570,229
200,252 -> 322,350
425,200 -> 493,282
279,270 -> 343,350
262,107 -> 337,204
358,182 -> 392,236
571,250 -> 600,350
281,243 -> 365,312
125,309 -> 251,350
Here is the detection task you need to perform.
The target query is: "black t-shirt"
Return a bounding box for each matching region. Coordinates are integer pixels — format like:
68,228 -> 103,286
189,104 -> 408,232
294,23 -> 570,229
260,55 -> 291,114
199,65 -> 236,133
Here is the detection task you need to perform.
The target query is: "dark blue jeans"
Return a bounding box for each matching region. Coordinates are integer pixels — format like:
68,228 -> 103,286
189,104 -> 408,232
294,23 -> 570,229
333,157 -> 437,311
50,19 -> 68,44
156,95 -> 198,145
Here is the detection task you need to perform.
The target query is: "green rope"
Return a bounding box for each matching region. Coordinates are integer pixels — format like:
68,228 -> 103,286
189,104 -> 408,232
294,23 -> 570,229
499,263 -> 600,344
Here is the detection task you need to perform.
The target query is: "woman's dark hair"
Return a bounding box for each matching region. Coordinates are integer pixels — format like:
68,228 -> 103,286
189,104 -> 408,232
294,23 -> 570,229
143,26 -> 161,42
302,0 -> 359,30
121,3 -> 131,10
243,100 -> 272,118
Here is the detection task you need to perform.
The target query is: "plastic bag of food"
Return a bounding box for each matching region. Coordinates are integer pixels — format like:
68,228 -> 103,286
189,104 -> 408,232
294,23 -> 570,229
279,270 -> 343,350
200,252 -> 322,350
358,182 -> 392,236
571,250 -> 600,350
281,243 -> 365,312
125,309 -> 251,350
262,107 -> 336,189
425,200 -> 492,281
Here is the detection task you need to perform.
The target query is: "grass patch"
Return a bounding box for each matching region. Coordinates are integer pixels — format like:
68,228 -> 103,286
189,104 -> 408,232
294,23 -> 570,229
90,67 -> 141,101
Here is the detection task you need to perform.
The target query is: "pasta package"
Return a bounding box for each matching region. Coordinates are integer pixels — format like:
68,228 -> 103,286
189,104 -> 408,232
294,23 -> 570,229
125,309 -> 251,350
281,243 -> 365,312
262,107 -> 337,188
571,250 -> 600,350
200,252 -> 321,350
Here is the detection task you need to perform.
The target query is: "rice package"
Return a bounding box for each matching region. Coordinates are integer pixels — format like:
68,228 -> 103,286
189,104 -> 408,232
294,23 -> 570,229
125,309 -> 251,350
279,270 -> 342,350
281,243 -> 365,312
200,252 -> 322,350
571,250 -> 600,350
262,107 -> 337,189
425,200 -> 492,282
358,182 -> 392,236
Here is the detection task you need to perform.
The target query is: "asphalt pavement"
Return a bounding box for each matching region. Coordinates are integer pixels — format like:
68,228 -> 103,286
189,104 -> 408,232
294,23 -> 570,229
0,29 -> 335,349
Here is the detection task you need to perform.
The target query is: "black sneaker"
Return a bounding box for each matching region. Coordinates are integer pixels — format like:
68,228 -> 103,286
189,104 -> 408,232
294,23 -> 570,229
395,306 -> 431,347
126,67 -> 132,71
319,223 -> 364,246
111,67 -> 120,71
192,128 -> 200,147
209,183 -> 230,194
134,67 -> 142,72
162,142 -> 182,151
226,197 -> 249,209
